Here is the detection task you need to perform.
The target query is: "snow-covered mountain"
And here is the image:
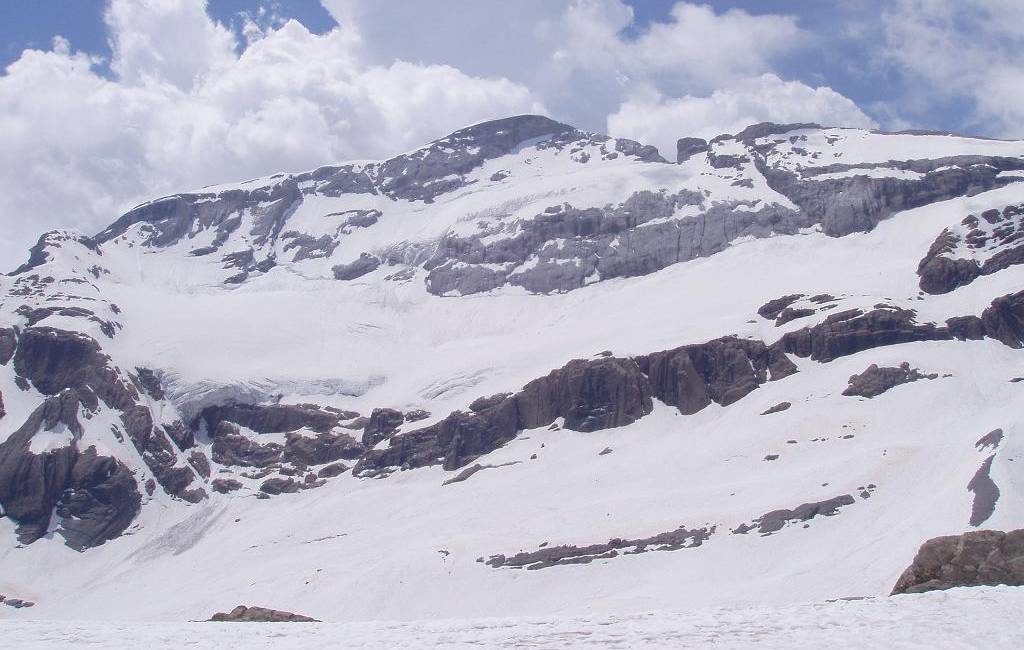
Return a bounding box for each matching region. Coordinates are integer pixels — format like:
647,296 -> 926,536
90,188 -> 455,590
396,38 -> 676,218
1,114 -> 1023,621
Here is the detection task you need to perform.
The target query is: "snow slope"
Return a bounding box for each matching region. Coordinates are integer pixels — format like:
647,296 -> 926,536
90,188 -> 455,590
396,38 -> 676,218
1,115 -> 1023,624
6,586 -> 1023,649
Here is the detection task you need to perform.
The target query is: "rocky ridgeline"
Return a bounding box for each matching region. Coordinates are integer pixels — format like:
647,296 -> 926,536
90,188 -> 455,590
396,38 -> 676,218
52,116 -> 1021,297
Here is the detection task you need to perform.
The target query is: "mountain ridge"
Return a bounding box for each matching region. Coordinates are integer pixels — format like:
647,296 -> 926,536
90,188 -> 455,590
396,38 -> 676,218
1,114 -> 1024,622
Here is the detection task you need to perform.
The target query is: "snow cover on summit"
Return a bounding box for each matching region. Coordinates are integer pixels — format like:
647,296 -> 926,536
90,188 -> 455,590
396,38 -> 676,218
1,115 -> 1024,622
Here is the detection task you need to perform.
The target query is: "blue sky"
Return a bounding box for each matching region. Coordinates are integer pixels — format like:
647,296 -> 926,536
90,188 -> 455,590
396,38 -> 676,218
0,0 -> 1021,264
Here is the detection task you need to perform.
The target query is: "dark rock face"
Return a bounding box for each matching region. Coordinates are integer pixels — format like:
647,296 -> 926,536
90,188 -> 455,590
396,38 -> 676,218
636,337 -> 796,415
317,462 -> 348,478
917,229 -> 981,294
362,408 -> 405,448
967,456 -> 1000,527
485,524 -> 713,570
778,308 -> 951,362
891,529 -> 1024,594
422,190 -> 798,296
842,362 -> 938,398
0,326 -> 17,365
374,115 -> 578,202
356,356 -> 652,475
13,327 -> 136,411
775,307 -> 816,326
259,477 -> 300,495
0,390 -> 141,550
758,294 -> 804,320
757,153 -> 1024,238
441,461 -> 520,486
469,393 -> 512,413
733,494 -> 856,535
208,605 -> 319,622
676,137 -> 709,163
210,422 -> 282,468
121,405 -> 201,501
976,289 -> 1024,348
332,253 -> 380,281
199,403 -> 341,436
210,478 -> 242,494
918,203 -> 1024,294
357,336 -> 791,476
516,356 -> 652,432
761,401 -> 792,415
283,431 -> 363,466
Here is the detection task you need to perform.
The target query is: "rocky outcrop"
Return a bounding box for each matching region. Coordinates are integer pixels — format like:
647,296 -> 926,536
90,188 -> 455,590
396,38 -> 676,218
259,477 -> 300,495
332,253 -> 380,281
891,529 -> 1024,594
918,204 -> 1024,294
356,356 -> 652,475
778,308 -> 950,362
842,363 -> 937,398
208,605 -> 319,622
636,337 -> 796,415
676,137 -> 709,163
210,422 -> 283,467
0,326 -> 18,364
121,405 -> 202,502
210,478 -> 242,494
0,390 -> 141,550
733,494 -> 856,535
357,336 -> 792,476
485,524 -> 713,570
13,327 -> 136,411
422,192 -> 799,296
282,431 -> 363,466
199,403 -> 342,436
362,408 -> 404,448
761,402 -> 791,415
757,152 -> 1024,238
758,294 -> 804,320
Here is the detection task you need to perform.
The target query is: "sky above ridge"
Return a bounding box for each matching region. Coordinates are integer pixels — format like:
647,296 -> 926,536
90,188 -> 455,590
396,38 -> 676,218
1,0 -> 1022,265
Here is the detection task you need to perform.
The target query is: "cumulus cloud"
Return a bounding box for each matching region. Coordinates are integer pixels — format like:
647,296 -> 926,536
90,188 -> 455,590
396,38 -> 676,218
0,0 -> 878,269
607,74 -> 877,158
0,0 -> 542,268
881,0 -> 1024,138
550,1 -> 805,93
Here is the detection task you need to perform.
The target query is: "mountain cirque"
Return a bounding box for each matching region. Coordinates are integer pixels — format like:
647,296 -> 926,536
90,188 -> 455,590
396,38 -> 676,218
2,115 -> 1024,622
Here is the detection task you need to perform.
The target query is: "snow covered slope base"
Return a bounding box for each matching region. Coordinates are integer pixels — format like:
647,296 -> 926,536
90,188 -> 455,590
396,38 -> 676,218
2,116 -> 1024,628
6,586 -> 1023,649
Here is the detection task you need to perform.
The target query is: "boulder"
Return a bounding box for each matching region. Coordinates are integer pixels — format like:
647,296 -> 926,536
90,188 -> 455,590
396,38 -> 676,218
208,605 -> 319,622
891,529 -> 1024,594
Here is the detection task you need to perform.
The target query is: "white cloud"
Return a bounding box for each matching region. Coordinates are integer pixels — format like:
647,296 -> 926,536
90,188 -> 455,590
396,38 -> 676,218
0,0 -> 542,269
551,1 -> 805,93
881,0 -> 1024,138
607,74 -> 876,159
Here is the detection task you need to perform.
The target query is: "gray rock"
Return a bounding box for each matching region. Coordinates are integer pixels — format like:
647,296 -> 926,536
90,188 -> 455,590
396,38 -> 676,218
208,605 -> 319,622
676,137 -> 709,163
891,529 -> 1024,594
842,362 -> 937,398
211,478 -> 242,494
332,253 -> 380,281
259,477 -> 300,495
485,524 -> 712,570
